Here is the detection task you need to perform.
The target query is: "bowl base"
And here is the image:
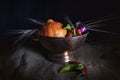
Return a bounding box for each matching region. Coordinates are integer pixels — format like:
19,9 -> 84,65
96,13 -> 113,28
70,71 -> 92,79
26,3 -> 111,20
44,51 -> 75,64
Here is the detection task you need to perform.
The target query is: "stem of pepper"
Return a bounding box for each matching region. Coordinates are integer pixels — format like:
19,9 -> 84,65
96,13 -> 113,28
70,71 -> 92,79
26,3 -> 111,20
64,16 -> 74,28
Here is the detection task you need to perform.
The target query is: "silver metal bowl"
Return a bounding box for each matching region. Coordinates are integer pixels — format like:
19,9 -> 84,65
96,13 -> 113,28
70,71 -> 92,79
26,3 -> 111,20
37,33 -> 88,52
34,31 -> 88,63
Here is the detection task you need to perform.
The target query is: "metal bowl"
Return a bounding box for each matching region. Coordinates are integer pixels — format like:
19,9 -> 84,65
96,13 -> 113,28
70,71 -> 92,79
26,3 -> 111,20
33,31 -> 88,63
37,32 -> 89,53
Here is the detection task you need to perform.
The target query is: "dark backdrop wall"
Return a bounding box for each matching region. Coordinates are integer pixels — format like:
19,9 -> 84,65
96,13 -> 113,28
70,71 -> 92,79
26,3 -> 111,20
0,0 -> 119,30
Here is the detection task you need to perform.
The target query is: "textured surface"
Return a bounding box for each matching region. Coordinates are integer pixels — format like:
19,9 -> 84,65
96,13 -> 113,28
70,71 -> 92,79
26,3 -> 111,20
0,37 -> 120,80
37,32 -> 88,52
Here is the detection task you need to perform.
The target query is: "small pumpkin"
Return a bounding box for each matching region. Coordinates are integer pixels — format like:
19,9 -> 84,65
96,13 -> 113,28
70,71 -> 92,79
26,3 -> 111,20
40,19 -> 67,37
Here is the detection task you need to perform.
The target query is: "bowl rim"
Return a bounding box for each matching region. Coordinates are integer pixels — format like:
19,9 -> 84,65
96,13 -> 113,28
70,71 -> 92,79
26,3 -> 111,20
37,32 -> 89,39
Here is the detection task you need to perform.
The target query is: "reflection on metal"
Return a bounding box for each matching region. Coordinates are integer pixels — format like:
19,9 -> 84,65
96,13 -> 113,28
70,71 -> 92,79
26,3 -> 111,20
64,51 -> 70,62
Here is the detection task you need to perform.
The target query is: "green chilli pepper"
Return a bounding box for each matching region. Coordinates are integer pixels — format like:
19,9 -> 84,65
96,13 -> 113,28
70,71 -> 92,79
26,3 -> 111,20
60,64 -> 75,73
64,24 -> 72,30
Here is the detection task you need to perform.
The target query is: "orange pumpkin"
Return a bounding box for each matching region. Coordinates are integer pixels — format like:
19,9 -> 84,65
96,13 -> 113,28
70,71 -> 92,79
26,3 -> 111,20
40,19 -> 67,37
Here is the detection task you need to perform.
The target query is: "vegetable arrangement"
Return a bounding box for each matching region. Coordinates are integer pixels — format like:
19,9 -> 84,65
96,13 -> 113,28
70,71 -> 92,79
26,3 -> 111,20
65,23 -> 87,37
60,61 -> 87,77
39,19 -> 87,38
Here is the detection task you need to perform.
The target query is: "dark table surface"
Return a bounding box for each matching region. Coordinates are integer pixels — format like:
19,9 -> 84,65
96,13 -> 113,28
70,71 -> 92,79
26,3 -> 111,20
0,33 -> 120,80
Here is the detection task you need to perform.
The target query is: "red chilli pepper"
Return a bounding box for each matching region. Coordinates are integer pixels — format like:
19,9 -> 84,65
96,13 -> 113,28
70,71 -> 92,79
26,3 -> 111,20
83,64 -> 87,75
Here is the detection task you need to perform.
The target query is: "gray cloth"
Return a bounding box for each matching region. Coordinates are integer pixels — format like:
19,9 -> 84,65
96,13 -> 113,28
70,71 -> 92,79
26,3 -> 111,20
0,39 -> 120,80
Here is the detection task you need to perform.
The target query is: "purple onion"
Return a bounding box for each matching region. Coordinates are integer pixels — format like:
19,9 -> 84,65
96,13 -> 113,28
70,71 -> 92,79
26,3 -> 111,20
77,24 -> 87,33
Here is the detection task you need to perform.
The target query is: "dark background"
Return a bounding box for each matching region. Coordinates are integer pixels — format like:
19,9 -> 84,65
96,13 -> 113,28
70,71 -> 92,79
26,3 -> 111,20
0,0 -> 120,42
0,0 -> 119,29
